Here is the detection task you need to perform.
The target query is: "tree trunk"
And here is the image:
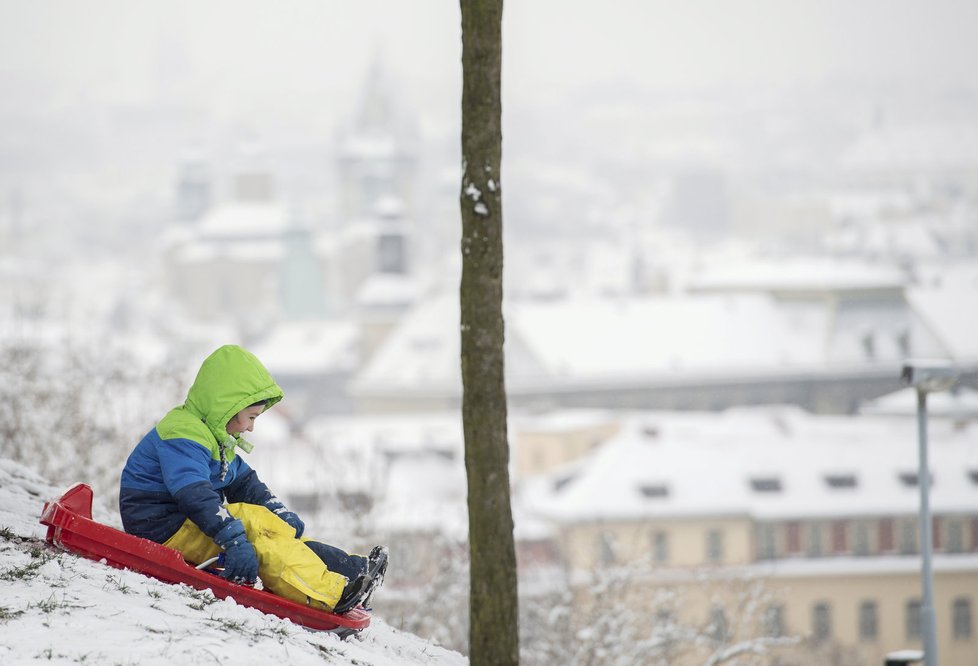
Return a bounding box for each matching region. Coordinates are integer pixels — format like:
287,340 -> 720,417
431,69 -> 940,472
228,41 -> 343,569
459,1 -> 519,664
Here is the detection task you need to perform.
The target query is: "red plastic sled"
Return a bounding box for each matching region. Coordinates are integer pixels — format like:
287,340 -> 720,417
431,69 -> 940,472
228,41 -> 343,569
40,483 -> 371,635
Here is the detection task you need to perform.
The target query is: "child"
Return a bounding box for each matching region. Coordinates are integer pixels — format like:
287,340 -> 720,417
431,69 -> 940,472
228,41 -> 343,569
119,344 -> 386,613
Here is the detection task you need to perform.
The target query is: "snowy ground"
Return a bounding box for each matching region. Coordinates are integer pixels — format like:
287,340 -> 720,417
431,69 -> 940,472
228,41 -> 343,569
0,458 -> 467,666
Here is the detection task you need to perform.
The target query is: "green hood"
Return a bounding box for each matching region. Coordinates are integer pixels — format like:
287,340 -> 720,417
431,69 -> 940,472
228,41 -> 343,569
183,345 -> 284,446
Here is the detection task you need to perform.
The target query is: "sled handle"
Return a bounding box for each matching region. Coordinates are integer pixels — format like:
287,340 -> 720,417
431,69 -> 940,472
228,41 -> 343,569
196,556 -> 221,570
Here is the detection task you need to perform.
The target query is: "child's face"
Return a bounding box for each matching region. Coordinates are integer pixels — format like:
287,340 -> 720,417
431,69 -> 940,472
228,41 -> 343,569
226,405 -> 265,436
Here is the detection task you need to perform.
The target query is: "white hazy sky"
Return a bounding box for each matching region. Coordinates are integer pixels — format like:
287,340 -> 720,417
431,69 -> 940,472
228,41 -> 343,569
1,0 -> 976,120
1,0 -> 977,222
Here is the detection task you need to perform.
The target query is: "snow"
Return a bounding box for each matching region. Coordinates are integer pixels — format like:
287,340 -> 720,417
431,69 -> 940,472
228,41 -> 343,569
353,287 -> 943,398
511,294 -> 813,376
251,320 -> 360,374
339,135 -> 401,160
521,408 -> 978,523
860,386 -> 978,418
355,273 -> 421,308
197,202 -> 291,240
688,256 -> 908,293
908,280 -> 978,361
0,458 -> 466,666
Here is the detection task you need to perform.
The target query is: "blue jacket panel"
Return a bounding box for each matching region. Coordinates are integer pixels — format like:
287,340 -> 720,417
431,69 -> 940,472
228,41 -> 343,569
119,427 -> 270,543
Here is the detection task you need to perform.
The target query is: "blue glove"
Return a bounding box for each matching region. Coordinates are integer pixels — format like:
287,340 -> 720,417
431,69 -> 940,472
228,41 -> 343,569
265,496 -> 305,538
275,510 -> 305,538
214,519 -> 258,584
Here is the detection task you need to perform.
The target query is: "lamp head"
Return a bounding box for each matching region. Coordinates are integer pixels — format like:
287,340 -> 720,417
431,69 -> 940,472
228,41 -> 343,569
901,358 -> 958,393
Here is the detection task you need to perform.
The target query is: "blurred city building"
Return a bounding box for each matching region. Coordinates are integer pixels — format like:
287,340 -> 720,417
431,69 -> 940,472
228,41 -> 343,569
517,407 -> 978,665
350,260 -> 978,415
159,57 -> 425,421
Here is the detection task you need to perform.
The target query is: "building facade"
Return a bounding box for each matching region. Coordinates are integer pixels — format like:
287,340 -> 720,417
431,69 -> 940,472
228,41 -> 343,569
521,408 -> 978,665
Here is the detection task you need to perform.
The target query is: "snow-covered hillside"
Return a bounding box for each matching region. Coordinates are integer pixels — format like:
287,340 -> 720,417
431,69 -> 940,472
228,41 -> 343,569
0,459 -> 466,666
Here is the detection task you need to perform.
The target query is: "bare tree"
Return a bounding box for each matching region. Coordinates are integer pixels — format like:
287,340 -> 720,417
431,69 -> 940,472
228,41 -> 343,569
520,563 -> 803,666
459,0 -> 519,664
0,336 -> 184,508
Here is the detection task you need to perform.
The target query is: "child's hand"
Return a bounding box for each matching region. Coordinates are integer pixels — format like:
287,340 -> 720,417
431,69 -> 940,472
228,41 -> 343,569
214,519 -> 259,583
222,539 -> 259,584
277,511 -> 305,538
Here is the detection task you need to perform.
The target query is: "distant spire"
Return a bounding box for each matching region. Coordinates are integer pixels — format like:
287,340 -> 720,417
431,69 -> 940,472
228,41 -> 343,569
357,46 -> 395,133
336,47 -> 418,221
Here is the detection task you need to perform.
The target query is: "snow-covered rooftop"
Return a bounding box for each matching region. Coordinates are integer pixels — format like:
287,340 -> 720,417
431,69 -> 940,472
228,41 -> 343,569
251,320 -> 360,375
688,256 -> 908,293
197,202 -> 290,240
351,284 -> 952,397
860,386 -> 978,418
355,273 -> 421,309
521,407 -> 978,523
907,275 -> 978,361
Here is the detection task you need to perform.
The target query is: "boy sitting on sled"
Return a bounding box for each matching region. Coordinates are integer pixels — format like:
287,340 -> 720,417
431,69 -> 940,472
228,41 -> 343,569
119,344 -> 386,613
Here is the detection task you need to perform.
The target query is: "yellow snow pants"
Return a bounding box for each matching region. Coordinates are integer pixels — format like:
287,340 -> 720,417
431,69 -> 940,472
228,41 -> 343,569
163,502 -> 348,611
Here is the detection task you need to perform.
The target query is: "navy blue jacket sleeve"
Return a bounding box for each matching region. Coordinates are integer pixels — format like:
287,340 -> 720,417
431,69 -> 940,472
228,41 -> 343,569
224,468 -> 275,506
173,481 -> 235,538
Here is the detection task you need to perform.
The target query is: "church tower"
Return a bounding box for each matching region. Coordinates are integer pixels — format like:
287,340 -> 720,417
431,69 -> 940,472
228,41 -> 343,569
336,52 -> 418,223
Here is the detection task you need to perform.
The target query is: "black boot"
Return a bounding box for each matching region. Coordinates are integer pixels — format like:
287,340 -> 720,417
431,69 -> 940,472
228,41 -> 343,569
333,546 -> 389,614
360,546 -> 389,609
367,546 -> 388,578
333,573 -> 370,614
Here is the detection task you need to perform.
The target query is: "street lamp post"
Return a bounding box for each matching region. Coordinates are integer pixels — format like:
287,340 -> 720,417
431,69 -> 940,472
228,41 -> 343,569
901,359 -> 959,666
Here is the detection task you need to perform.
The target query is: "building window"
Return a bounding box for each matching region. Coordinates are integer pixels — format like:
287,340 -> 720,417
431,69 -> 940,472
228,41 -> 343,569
807,523 -> 824,557
831,521 -> 849,554
859,600 -> 879,641
900,519 -> 918,555
899,472 -> 933,488
706,529 -> 724,564
906,599 -> 922,641
813,602 -> 832,643
652,531 -> 669,563
377,232 -> 406,274
758,524 -> 777,560
947,520 -> 965,554
853,521 -> 871,556
825,473 -> 858,489
786,521 -> 802,555
639,484 -> 669,499
750,477 -> 783,493
764,605 -> 785,638
953,597 -> 972,639
879,518 -> 895,553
